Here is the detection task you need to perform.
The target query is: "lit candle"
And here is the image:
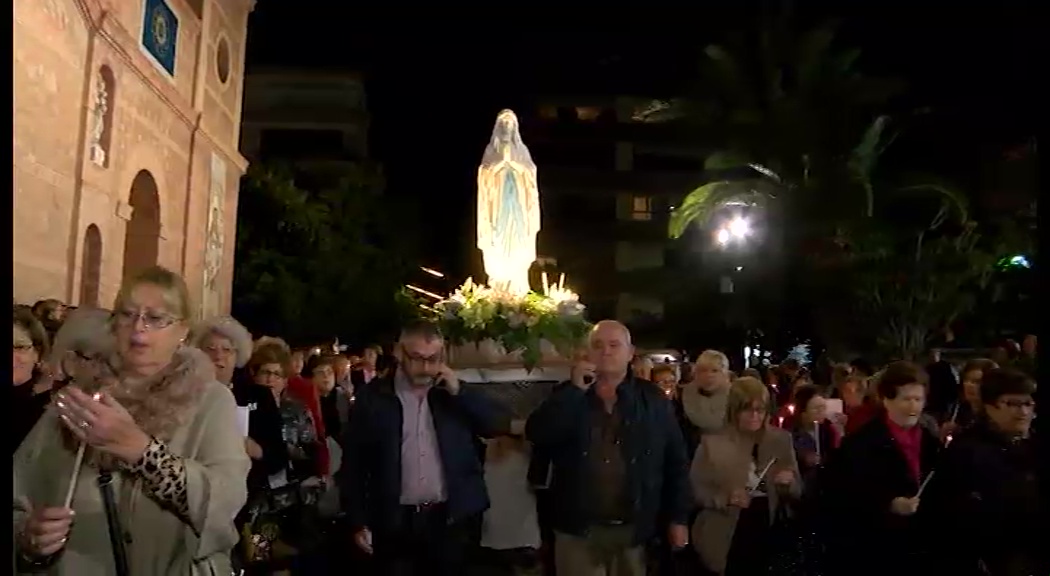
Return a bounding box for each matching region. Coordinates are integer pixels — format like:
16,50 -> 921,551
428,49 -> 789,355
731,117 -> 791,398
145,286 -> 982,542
787,404 -> 795,415
541,272 -> 549,295
558,272 -> 566,290
777,416 -> 784,427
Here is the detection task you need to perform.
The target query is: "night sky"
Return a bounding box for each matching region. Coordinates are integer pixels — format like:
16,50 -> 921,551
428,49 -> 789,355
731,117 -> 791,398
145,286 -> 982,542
245,2 -> 1037,279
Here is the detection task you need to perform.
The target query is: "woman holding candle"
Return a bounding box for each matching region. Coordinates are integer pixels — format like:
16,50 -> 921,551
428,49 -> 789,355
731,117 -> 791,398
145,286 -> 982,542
13,266 -> 250,575
789,385 -> 842,491
689,376 -> 801,575
822,361 -> 942,576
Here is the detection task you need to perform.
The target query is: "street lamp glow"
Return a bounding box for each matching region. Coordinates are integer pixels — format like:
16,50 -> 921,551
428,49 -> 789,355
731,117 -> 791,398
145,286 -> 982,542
716,229 -> 730,245
728,217 -> 750,239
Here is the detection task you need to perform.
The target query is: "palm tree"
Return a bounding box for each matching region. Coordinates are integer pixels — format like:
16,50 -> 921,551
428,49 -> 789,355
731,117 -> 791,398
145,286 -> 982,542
666,11 -> 906,239
663,7 -> 979,354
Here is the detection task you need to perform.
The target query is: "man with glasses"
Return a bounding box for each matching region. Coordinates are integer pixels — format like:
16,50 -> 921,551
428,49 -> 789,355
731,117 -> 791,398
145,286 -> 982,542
339,320 -> 510,576
934,367 -> 1045,576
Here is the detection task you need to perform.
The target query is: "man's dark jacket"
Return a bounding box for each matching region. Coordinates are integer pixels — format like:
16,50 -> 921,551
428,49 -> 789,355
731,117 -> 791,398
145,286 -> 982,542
339,376 -> 510,533
525,375 -> 692,545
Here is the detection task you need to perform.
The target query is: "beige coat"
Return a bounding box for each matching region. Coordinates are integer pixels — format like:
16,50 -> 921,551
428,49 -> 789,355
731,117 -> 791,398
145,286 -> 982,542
13,350 -> 249,576
689,427 -> 801,575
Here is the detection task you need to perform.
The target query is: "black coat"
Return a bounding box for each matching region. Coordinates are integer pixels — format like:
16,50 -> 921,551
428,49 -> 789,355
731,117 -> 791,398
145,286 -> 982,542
12,383 -> 50,454
339,376 -> 510,534
231,380 -> 289,491
926,360 -> 959,417
822,415 -> 942,576
525,376 -> 692,545
931,421 -> 1046,576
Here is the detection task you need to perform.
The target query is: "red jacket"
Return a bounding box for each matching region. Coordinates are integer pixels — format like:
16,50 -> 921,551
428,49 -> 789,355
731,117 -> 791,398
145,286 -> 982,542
287,375 -> 329,476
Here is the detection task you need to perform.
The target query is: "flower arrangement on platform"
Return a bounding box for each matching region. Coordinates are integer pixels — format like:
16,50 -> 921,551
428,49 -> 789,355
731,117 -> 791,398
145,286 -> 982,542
434,276 -> 591,369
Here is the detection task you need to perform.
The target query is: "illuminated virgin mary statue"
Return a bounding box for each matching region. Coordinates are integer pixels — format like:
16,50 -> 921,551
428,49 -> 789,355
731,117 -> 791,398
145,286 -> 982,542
477,109 -> 540,295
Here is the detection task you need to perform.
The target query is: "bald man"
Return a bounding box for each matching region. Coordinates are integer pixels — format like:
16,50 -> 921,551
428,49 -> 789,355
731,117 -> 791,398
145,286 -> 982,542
526,320 -> 692,576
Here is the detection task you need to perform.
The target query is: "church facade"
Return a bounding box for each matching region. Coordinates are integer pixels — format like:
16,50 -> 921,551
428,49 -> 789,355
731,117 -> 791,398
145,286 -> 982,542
13,0 -> 254,317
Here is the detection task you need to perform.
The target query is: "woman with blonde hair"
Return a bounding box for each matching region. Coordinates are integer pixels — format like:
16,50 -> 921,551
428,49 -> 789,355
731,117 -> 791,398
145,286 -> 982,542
682,350 -> 733,434
13,266 -> 250,575
689,376 -> 801,575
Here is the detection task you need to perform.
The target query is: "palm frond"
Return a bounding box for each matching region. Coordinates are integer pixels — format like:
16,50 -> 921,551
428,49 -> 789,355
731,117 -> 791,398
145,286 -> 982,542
703,44 -> 751,105
848,115 -> 893,181
895,178 -> 970,226
669,181 -> 771,239
797,21 -> 841,90
834,48 -> 861,75
703,151 -> 753,171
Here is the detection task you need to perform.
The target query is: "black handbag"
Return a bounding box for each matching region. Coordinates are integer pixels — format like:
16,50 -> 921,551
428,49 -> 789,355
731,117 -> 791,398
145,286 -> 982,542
767,501 -> 825,576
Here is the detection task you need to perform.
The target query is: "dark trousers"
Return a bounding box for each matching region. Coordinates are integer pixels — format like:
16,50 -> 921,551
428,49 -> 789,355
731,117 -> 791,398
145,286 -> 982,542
373,504 -> 474,576
470,547 -> 542,576
533,489 -> 557,575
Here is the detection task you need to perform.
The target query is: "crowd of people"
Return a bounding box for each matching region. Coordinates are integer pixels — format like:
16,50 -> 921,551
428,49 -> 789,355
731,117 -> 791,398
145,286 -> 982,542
12,265 -> 1045,576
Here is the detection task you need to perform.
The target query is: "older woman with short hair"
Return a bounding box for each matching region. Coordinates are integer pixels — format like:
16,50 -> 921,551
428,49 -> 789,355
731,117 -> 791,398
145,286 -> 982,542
193,316 -> 288,494
682,350 -> 733,433
13,266 -> 250,575
689,376 -> 801,576
254,336 -> 329,476
192,316 -> 252,386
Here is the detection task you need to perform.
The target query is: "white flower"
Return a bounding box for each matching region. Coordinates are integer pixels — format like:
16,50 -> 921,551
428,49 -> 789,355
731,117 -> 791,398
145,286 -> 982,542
557,300 -> 585,317
438,299 -> 463,319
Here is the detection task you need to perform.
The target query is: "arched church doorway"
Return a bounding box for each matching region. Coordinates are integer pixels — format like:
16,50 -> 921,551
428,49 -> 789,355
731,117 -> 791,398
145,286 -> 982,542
121,170 -> 161,280
79,224 -> 103,307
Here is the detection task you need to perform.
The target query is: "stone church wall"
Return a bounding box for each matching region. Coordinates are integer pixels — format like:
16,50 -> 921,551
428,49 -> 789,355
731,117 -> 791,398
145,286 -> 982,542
13,0 -> 253,317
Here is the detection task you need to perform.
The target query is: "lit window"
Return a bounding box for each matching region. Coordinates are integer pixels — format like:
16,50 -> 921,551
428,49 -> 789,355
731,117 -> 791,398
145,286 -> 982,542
575,106 -> 601,122
631,195 -> 652,221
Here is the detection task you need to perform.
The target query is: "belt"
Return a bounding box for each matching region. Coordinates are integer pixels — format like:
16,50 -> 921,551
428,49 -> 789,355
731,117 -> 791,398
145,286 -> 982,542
401,501 -> 446,514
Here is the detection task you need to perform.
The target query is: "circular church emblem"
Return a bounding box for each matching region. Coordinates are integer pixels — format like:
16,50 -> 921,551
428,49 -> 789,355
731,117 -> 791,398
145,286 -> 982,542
151,9 -> 169,48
